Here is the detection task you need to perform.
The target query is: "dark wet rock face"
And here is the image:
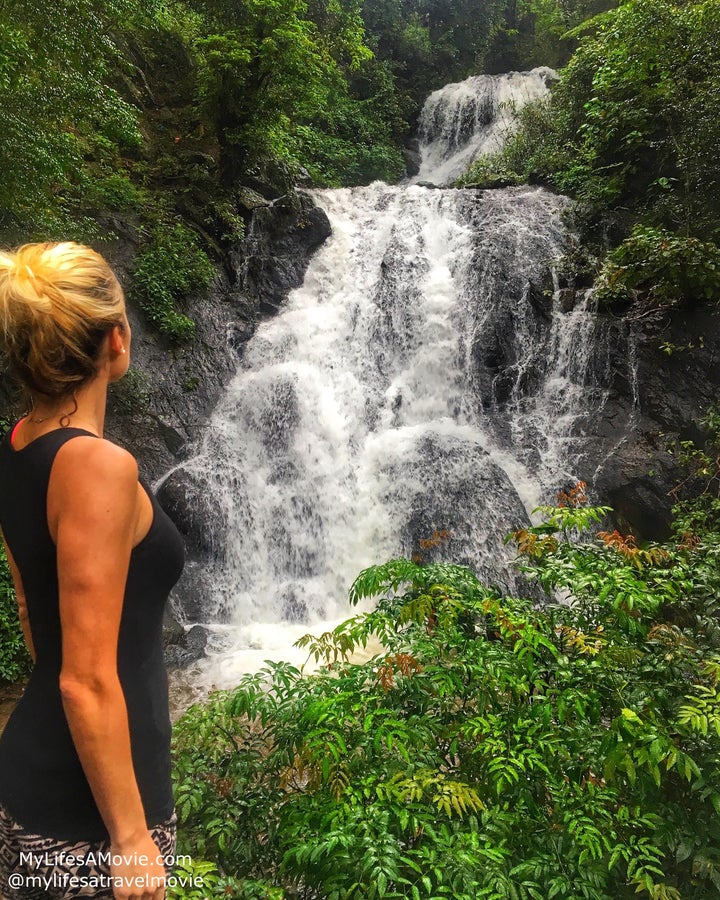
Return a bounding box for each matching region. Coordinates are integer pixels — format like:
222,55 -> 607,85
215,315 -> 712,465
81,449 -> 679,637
156,469 -> 219,558
377,431 -> 534,591
281,586 -> 309,625
590,306 -> 720,541
240,193 -> 332,317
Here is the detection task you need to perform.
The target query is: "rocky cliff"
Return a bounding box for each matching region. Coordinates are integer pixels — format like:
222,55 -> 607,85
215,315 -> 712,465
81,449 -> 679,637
591,302 -> 720,541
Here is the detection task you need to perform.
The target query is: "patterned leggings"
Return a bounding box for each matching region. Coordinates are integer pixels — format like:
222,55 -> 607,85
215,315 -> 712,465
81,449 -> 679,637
0,802 -> 177,900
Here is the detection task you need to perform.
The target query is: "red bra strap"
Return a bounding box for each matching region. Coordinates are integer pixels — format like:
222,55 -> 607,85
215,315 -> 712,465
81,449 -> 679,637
10,418 -> 25,449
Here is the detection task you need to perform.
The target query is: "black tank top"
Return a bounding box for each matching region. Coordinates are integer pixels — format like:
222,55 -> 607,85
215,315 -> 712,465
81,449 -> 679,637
0,424 -> 185,841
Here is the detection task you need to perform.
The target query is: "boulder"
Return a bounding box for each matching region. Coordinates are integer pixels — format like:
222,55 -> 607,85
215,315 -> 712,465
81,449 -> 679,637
164,623 -> 210,669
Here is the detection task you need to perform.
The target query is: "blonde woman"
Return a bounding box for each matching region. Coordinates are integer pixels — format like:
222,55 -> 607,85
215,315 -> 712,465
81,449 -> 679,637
0,243 -> 185,900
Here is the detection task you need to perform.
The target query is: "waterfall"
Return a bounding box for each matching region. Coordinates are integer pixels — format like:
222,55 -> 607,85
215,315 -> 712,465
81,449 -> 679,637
415,67 -> 558,186
162,72 -> 632,687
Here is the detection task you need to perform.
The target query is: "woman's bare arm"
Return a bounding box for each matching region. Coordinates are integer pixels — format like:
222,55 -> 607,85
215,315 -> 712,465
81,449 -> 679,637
0,530 -> 35,663
50,436 -> 165,899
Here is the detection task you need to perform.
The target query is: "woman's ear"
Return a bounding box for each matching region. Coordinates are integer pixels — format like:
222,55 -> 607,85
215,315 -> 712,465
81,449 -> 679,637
107,322 -> 125,357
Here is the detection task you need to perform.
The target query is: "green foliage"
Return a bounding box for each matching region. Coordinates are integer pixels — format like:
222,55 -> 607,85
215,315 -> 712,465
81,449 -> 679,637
0,542 -> 31,684
204,199 -> 246,244
0,0 -> 150,238
596,226 -> 720,309
180,0 -> 585,187
363,0 -> 506,92
278,39 -> 405,187
289,120 -> 404,187
172,491 -> 720,898
459,152 -> 531,191
299,52 -> 409,185
484,0 -> 570,73
455,93 -> 555,192
130,225 -> 214,340
166,856 -> 280,899
81,171 -> 149,215
475,0 -> 720,241
186,0 -> 372,181
567,0 -> 720,232
669,407 -> 720,540
358,0 -> 523,152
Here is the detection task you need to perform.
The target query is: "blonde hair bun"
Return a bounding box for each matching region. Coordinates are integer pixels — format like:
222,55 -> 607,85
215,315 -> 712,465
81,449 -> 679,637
0,242 -> 125,398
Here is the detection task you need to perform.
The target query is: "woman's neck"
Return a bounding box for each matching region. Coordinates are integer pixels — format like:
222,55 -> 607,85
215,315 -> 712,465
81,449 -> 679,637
28,378 -> 108,438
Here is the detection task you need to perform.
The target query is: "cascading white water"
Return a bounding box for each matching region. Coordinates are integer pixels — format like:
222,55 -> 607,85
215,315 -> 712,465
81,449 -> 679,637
164,71 -> 629,691
414,67 -> 558,186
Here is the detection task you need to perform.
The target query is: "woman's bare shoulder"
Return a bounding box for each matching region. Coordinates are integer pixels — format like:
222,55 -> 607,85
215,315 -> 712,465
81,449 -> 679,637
52,434 -> 138,490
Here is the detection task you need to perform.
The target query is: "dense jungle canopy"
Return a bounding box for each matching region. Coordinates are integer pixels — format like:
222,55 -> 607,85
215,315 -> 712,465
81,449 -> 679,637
2,0 -> 718,320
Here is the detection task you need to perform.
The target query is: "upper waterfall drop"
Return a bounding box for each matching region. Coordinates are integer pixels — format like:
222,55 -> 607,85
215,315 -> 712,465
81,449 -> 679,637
414,67 -> 558,187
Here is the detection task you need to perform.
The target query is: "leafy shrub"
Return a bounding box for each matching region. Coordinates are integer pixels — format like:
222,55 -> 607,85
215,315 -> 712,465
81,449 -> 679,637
595,226 -> 720,308
81,171 -> 149,214
456,155 -> 526,191
289,123 -> 405,188
130,225 -> 214,340
205,199 -> 246,244
172,493 -> 720,898
668,406 -> 720,538
0,543 -> 31,684
166,857 -> 279,900
457,97 -> 556,189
